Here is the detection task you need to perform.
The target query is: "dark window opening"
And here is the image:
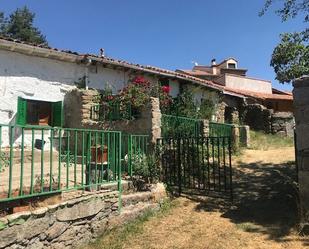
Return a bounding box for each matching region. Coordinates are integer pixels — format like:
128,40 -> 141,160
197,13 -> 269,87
227,63 -> 236,69
17,97 -> 63,127
26,100 -> 52,126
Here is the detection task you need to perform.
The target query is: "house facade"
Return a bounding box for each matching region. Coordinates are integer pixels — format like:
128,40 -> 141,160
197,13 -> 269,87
177,58 -> 294,136
0,37 -> 229,146
0,38 -> 294,138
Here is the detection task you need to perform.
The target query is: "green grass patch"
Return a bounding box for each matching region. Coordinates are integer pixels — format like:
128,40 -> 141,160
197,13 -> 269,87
249,131 -> 294,150
84,198 -> 179,249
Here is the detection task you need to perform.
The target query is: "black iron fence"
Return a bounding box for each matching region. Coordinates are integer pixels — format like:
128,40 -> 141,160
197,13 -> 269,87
157,136 -> 233,200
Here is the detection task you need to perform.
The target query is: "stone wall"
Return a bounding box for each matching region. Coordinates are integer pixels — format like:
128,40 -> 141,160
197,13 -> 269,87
243,104 -> 272,132
243,103 -> 294,136
64,89 -> 162,145
293,76 -> 309,233
271,112 -> 295,137
0,184 -> 167,249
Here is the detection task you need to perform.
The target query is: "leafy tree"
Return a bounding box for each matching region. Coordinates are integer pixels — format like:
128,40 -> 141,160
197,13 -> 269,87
271,32 -> 309,83
260,0 -> 309,22
260,0 -> 309,83
0,6 -> 47,45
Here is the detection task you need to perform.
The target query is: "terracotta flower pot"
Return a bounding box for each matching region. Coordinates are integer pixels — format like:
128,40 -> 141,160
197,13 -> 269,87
91,145 -> 108,163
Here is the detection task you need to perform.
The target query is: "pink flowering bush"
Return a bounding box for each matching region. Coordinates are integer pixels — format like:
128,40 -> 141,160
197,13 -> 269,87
98,76 -> 174,119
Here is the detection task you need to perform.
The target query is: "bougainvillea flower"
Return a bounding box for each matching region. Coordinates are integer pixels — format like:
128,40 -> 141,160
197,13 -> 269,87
133,76 -> 147,84
162,85 -> 171,93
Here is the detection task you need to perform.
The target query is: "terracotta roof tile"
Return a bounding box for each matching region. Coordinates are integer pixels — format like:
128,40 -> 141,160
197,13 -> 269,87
0,36 -> 224,91
222,86 -> 293,101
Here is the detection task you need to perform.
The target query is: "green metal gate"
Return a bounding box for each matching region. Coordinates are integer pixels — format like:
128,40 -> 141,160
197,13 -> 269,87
161,114 -> 203,138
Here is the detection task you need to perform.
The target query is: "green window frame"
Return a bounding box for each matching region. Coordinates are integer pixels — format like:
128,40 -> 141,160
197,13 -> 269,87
16,97 -> 63,127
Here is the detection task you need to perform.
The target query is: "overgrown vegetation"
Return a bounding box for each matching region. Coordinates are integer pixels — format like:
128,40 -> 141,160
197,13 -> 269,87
166,87 -> 219,120
249,130 -> 294,150
84,198 -> 179,249
131,153 -> 161,191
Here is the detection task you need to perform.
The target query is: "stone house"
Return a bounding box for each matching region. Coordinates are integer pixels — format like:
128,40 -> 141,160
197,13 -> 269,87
177,58 -> 294,136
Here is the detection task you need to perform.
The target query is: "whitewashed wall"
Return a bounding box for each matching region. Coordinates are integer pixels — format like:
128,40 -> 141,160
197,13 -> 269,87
0,50 -> 162,125
0,50 -> 160,147
225,74 -> 272,94
0,50 -> 82,125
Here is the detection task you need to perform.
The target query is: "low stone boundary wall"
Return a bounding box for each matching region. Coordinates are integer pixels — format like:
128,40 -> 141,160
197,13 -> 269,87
0,184 -> 167,249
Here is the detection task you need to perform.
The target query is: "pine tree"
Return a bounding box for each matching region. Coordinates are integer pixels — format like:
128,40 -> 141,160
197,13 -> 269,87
0,6 -> 47,45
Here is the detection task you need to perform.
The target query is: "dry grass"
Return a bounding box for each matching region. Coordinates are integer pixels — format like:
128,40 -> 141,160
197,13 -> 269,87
85,146 -> 309,249
249,131 -> 294,150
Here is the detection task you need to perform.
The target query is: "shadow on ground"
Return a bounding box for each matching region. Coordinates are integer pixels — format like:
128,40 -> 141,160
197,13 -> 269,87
184,159 -> 309,246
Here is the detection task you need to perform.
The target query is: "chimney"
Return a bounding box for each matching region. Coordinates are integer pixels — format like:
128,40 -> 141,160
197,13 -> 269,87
211,58 -> 217,75
99,48 -> 105,57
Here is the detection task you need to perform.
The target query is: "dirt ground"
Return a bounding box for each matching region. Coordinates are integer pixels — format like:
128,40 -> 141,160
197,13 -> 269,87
93,147 -> 309,249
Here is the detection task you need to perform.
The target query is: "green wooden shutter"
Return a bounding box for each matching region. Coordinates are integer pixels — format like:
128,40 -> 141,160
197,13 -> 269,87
16,97 -> 27,125
52,101 -> 63,127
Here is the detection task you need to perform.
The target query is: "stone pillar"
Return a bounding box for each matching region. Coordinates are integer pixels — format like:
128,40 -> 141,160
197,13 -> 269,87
64,89 -> 100,128
216,102 -> 227,123
202,119 -> 210,137
231,109 -> 239,124
293,75 -> 309,233
150,97 -> 162,145
239,125 -> 250,148
231,125 -> 240,152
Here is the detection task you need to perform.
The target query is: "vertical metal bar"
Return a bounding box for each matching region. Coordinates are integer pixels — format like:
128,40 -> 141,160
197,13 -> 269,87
201,137 -> 205,190
58,129 -> 62,190
8,126 -> 14,198
129,135 -> 133,178
19,127 -> 25,196
177,137 -> 181,195
223,137 -> 227,191
197,136 -> 201,190
191,137 -> 195,189
182,137 -> 186,188
30,128 -> 35,194
41,129 -> 44,192
118,132 -> 122,211
112,133 -> 117,181
95,132 -> 98,187
212,137 -> 215,191
217,137 -> 221,191
50,129 -> 54,192
88,132 -> 92,186
107,133 -> 110,182
207,137 -> 210,190
74,130 -> 77,188
187,137 -> 191,188
228,137 -> 233,202
173,137 -> 174,186
81,131 -> 85,189
168,138 -> 172,185
100,132 -> 104,183
66,131 -> 70,189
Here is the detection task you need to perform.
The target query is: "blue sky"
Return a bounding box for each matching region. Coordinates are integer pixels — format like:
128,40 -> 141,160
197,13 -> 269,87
0,0 -> 307,91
